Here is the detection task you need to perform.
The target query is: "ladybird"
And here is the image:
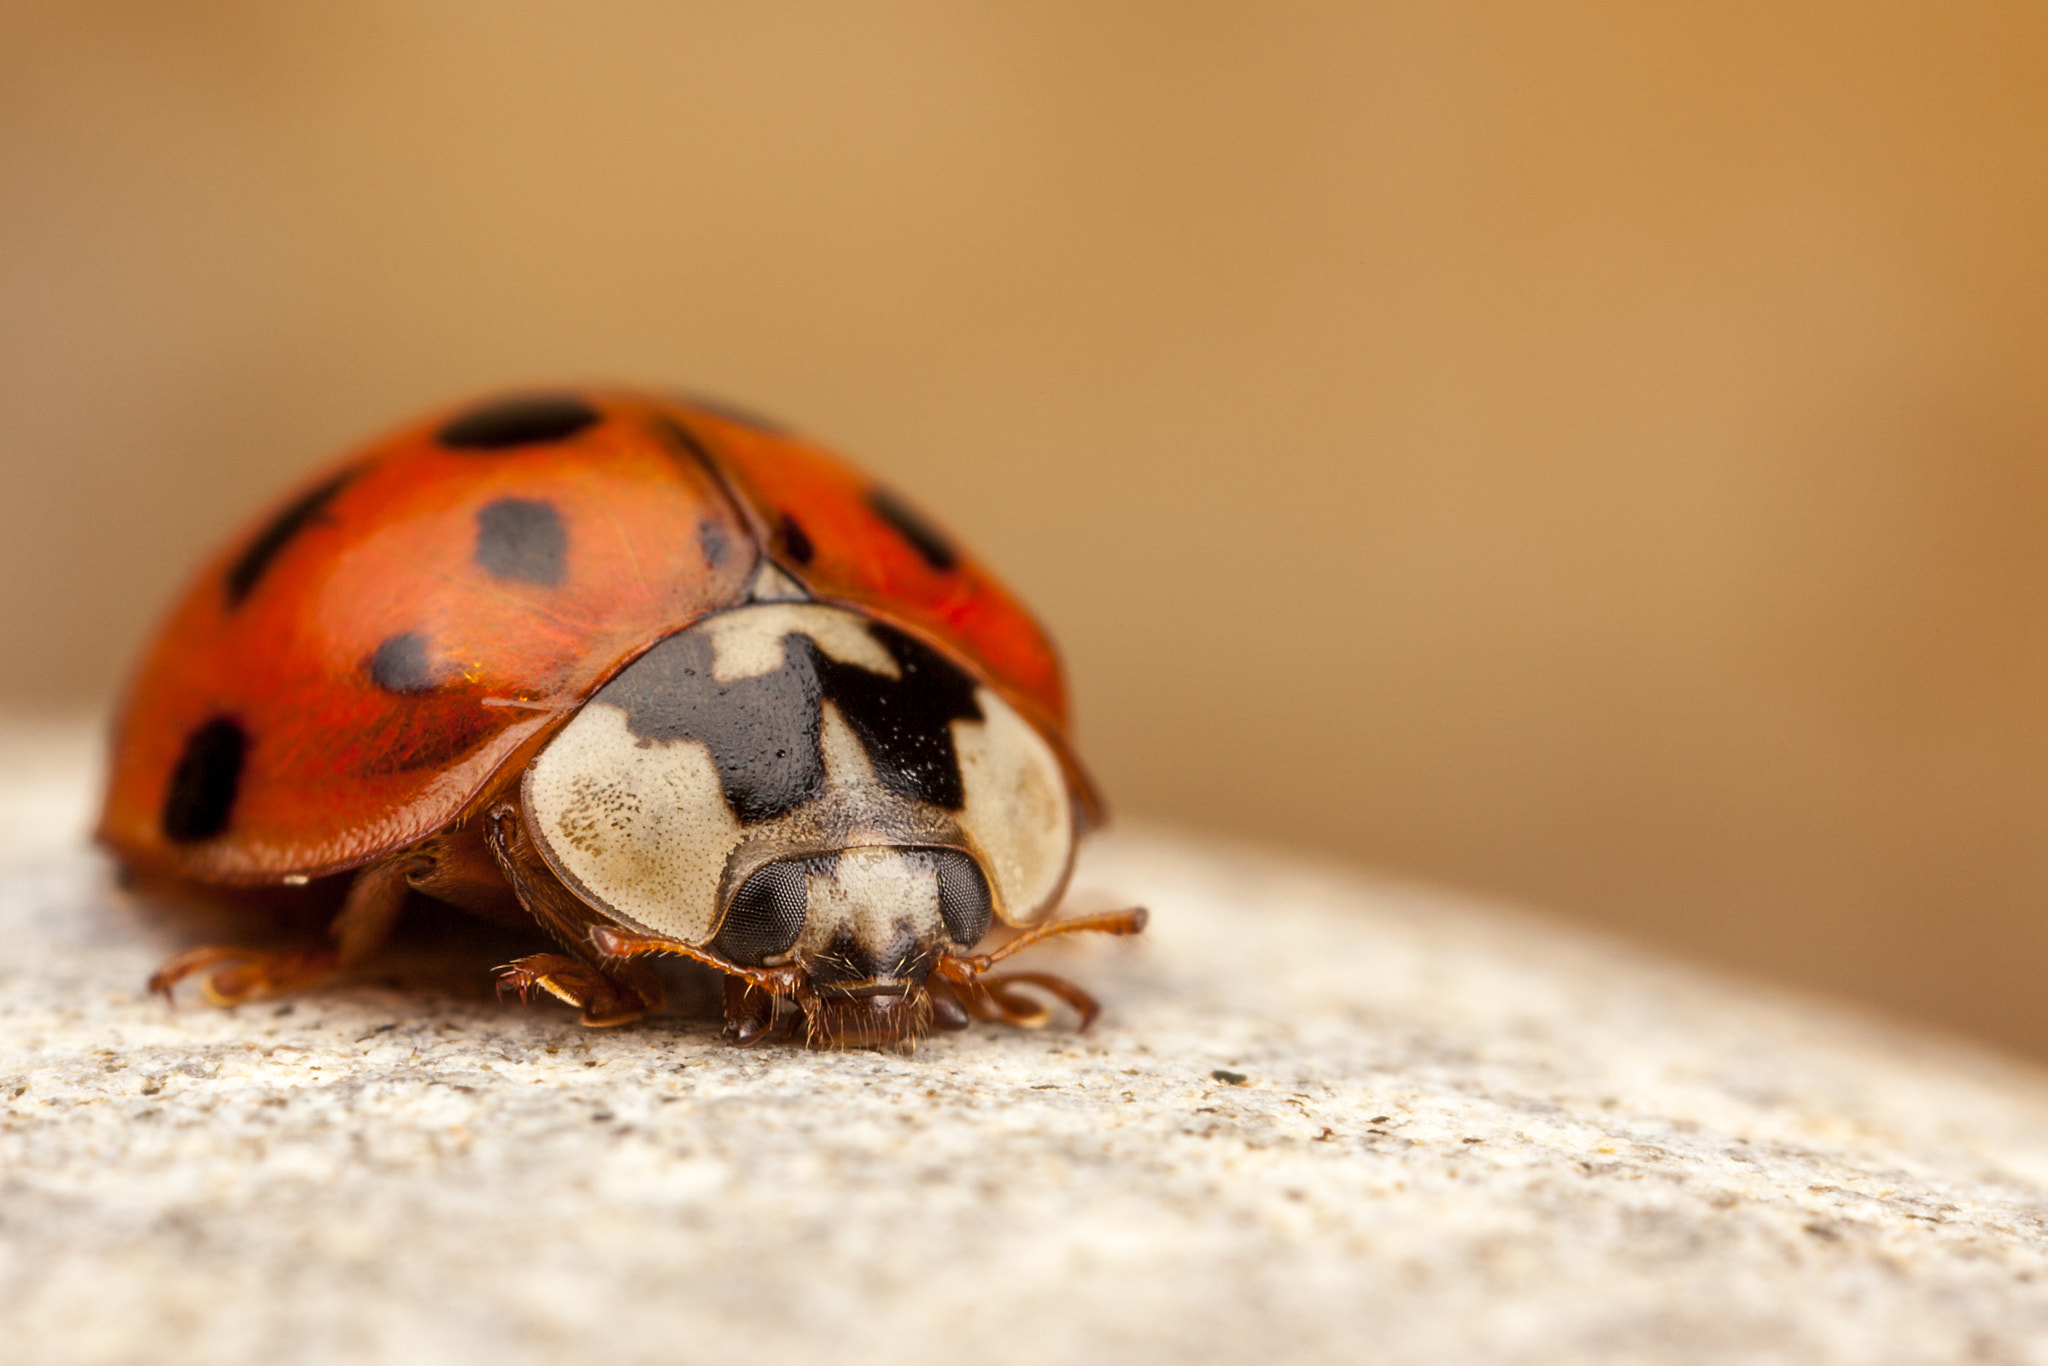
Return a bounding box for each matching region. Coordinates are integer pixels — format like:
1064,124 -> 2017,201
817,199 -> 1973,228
97,390 -> 1144,1047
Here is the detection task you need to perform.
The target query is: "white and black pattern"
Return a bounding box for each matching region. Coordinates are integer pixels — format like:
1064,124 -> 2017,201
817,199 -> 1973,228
745,560 -> 808,603
521,603 -> 1074,955
591,609 -> 980,823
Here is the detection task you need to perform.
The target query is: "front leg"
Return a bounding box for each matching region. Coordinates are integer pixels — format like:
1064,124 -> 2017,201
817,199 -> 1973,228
496,954 -> 652,1028
482,803 -> 663,1027
722,977 -> 782,1046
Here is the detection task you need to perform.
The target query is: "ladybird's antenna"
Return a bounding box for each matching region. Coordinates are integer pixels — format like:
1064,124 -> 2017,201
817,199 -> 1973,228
940,906 -> 1149,976
586,923 -> 805,996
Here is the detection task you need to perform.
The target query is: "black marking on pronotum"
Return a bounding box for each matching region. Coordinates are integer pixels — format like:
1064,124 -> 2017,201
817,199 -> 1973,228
779,513 -> 814,566
368,632 -> 438,693
866,487 -> 958,572
224,468 -> 357,607
439,395 -> 601,450
475,498 -> 567,586
161,717 -> 247,843
598,617 -> 983,823
598,628 -> 826,824
826,623 -> 982,809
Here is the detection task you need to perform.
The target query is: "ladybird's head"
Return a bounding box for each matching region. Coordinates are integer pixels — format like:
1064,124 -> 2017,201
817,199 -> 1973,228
520,574 -> 1075,1046
712,844 -> 994,1045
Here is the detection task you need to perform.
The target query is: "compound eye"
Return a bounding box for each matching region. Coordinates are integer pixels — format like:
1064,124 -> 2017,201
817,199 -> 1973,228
716,860 -> 811,965
933,850 -> 994,947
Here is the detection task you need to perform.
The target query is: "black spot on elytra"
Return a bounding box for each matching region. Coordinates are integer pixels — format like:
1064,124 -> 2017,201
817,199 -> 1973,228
368,632 -> 437,693
779,513 -> 814,566
225,469 -> 356,608
439,395 -> 601,450
698,519 -> 732,568
866,487 -> 958,572
161,717 -> 246,843
598,616 -> 982,823
475,498 -> 566,586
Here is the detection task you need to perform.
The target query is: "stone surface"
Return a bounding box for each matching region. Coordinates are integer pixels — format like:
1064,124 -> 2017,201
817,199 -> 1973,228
6,722 -> 2048,1364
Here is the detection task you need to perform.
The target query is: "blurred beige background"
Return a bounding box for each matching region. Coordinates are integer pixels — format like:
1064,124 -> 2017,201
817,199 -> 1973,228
5,2 -> 2048,1056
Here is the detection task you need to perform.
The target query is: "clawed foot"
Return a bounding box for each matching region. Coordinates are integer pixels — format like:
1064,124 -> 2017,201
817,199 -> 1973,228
149,945 -> 341,1007
948,971 -> 1103,1030
933,906 -> 1148,1032
722,977 -> 784,1046
495,954 -> 661,1027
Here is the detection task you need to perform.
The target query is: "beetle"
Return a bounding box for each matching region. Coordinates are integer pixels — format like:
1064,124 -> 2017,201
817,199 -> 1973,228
97,389 -> 1144,1047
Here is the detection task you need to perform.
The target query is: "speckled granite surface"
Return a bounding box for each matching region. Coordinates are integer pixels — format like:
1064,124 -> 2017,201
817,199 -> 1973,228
5,724 -> 2048,1364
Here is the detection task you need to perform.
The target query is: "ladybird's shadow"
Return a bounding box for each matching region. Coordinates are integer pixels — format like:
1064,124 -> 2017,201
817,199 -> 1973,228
122,876 -> 725,1024
366,896 -> 727,1022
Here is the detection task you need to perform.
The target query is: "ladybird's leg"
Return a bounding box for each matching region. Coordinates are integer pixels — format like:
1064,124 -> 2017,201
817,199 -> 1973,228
931,906 -> 1147,1033
482,804 -> 663,1027
166,948 -> 335,1006
495,953 -> 651,1028
943,972 -> 1055,1029
587,924 -> 806,1043
925,979 -> 972,1033
490,951 -> 661,1027
401,827 -> 526,923
722,977 -> 782,1046
147,945 -> 296,1004
331,854 -> 420,967
148,856 -> 419,1007
987,972 -> 1103,1030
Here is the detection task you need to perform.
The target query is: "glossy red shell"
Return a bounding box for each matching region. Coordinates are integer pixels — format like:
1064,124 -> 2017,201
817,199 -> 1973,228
97,391 -> 1096,884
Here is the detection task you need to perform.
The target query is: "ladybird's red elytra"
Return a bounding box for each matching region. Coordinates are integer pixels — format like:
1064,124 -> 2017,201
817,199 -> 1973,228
99,389 -> 1142,1047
